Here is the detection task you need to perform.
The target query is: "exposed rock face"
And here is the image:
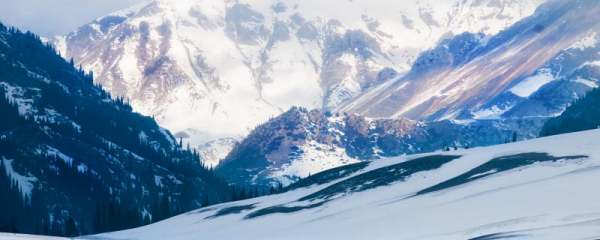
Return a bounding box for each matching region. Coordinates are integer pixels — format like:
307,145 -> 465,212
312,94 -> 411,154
56,0 -> 543,161
217,107 -> 545,186
197,138 -> 238,168
214,0 -> 600,188
340,0 -> 600,122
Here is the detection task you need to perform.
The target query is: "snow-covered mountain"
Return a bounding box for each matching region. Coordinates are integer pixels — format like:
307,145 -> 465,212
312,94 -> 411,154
341,0 -> 600,121
217,107 -> 545,187
55,0 -> 543,154
196,137 -> 238,168
214,0 -> 600,187
0,23 -> 231,235
14,129 -> 598,240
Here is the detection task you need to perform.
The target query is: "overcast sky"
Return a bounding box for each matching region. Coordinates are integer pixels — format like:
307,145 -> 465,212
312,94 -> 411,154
0,0 -> 147,36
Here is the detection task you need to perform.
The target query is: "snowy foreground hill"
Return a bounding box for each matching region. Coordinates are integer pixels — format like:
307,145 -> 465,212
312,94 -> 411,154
8,129 -> 600,239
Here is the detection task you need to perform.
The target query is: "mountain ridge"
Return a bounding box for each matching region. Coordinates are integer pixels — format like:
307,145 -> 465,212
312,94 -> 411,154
340,0 -> 600,122
0,22 -> 232,235
216,107 -> 545,187
213,0 -> 600,187
54,0 -> 544,154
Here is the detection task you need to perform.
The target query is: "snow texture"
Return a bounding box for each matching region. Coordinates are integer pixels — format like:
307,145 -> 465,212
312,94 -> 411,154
58,0 -> 543,158
2,158 -> 37,197
67,129 -> 600,240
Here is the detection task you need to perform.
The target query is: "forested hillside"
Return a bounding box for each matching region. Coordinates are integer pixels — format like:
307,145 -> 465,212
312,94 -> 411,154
0,22 -> 234,236
541,87 -> 600,136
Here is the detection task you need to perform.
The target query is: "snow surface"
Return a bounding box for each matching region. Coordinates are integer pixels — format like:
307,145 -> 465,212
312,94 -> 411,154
63,129 -> 600,240
60,0 -> 543,163
2,158 -> 37,197
0,233 -> 65,240
45,146 -> 74,166
471,105 -> 511,120
583,60 -> 600,69
510,68 -> 555,98
339,0 -> 600,122
575,78 -> 599,89
51,36 -> 68,58
197,138 -> 238,168
0,82 -> 36,116
270,140 -> 360,186
7,129 -> 600,239
568,31 -> 598,50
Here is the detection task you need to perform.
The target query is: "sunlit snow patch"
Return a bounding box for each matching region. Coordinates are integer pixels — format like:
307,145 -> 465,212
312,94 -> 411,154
510,68 -> 555,98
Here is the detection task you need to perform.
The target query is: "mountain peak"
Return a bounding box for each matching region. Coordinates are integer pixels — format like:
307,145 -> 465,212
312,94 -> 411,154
216,106 -> 545,186
340,0 -> 600,122
57,0 -> 544,166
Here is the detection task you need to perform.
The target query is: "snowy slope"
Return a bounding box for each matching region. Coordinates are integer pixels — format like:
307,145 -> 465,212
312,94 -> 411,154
214,0 -> 600,184
56,0 -> 543,157
196,138 -> 238,168
0,233 -> 65,240
45,128 -> 597,240
341,0 -> 600,121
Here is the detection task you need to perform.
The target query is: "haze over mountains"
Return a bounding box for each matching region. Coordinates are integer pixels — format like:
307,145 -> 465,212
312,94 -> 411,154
54,0 -> 544,167
51,0 -> 600,186
217,0 -> 600,186
341,0 -> 600,121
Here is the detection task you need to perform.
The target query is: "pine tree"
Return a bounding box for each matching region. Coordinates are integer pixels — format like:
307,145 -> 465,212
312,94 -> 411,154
64,216 -> 79,237
0,23 -> 233,235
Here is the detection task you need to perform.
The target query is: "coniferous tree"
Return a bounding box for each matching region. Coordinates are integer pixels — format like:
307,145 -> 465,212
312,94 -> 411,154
64,217 -> 79,237
541,87 -> 600,136
0,22 -> 235,235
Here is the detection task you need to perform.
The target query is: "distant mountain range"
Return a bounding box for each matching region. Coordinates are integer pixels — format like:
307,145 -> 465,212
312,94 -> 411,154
217,107 -> 545,186
216,0 -> 600,186
2,0 -> 600,239
340,0 -> 600,122
53,0 -> 543,161
51,0 -> 600,187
